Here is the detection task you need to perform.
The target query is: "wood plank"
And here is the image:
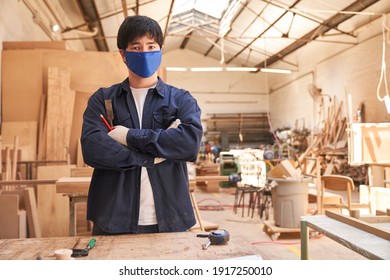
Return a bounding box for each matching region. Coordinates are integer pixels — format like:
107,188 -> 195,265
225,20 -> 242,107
45,67 -> 75,161
325,210 -> 390,241
0,194 -> 27,238
23,187 -> 42,238
56,177 -> 91,194
1,121 -> 38,161
70,167 -> 93,177
1,50 -> 43,122
0,232 -> 259,260
37,165 -> 74,237
70,91 -> 90,165
3,41 -> 66,50
11,136 -> 19,180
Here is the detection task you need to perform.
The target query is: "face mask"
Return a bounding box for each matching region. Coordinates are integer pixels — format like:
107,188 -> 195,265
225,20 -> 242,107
123,50 -> 162,78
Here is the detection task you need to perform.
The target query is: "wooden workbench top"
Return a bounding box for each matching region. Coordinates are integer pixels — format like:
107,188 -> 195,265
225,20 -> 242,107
0,232 -> 259,260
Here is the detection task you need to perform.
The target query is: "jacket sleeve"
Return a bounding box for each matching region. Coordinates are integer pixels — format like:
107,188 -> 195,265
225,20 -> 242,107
80,89 -> 154,170
126,91 -> 203,162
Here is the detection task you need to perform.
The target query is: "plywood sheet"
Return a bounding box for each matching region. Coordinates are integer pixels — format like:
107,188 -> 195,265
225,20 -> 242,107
45,67 -> 75,161
362,124 -> 390,164
0,194 -> 27,238
1,50 -> 43,121
70,91 -> 90,165
36,164 -> 75,237
1,121 -> 38,161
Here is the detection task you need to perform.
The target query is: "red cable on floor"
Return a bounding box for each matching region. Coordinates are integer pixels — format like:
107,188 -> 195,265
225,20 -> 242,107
251,240 -> 301,245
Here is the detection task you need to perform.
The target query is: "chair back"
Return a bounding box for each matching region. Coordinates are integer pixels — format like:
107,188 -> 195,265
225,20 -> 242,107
321,175 -> 355,192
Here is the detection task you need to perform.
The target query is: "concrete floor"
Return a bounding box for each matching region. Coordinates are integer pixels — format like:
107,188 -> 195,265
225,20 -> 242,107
192,186 -> 366,260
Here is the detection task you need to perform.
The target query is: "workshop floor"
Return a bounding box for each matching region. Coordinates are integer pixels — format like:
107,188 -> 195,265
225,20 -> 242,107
76,186 -> 366,260
192,186 -> 366,260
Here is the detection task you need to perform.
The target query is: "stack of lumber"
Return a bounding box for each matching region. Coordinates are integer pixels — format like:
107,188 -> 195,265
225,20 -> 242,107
195,162 -> 220,192
297,98 -> 347,169
293,98 -> 367,183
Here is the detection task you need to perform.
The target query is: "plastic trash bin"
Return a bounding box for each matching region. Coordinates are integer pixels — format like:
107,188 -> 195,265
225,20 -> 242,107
269,176 -> 312,228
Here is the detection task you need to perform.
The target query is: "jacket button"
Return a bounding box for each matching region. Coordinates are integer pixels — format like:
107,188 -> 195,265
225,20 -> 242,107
143,160 -> 148,164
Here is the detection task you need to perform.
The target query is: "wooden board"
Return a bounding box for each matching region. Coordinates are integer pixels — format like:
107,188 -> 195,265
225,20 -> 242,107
325,210 -> 390,241
0,232 -> 259,260
1,121 -> 38,161
23,187 -> 41,238
3,41 -> 66,50
45,67 -> 75,161
267,159 -> 300,178
36,165 -> 75,237
70,91 -> 90,165
70,167 -> 93,177
56,177 -> 91,194
0,194 -> 27,238
1,50 -> 43,121
263,220 -> 301,241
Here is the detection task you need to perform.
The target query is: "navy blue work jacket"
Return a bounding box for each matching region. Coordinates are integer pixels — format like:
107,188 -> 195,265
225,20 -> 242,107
81,77 -> 202,233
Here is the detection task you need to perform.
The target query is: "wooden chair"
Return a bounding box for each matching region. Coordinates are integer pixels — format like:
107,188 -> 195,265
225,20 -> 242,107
320,175 -> 371,215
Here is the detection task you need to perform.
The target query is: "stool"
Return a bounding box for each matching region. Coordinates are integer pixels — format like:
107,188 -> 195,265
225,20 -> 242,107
233,184 -> 259,217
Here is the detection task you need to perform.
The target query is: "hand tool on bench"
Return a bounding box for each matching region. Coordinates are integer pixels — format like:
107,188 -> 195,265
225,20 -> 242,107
71,238 -> 96,257
194,173 -> 242,183
197,229 -> 230,250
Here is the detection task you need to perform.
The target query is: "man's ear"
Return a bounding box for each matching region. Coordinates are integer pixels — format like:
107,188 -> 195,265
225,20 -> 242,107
119,49 -> 126,63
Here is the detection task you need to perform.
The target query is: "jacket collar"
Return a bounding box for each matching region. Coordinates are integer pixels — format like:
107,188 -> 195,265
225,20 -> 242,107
119,77 -> 165,98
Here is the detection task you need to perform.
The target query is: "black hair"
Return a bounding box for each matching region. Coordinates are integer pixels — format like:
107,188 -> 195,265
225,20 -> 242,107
117,15 -> 163,50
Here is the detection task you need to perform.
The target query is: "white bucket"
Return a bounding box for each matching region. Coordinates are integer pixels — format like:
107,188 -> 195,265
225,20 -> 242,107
270,177 -> 312,228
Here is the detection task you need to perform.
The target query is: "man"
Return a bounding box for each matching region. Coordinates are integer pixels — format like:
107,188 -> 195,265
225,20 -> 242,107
81,15 -> 203,235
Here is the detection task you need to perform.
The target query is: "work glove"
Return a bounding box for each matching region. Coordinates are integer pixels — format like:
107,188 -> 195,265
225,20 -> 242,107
155,119 -> 181,164
108,125 -> 129,146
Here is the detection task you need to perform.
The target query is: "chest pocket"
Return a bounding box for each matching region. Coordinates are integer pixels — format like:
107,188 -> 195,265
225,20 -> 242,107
153,109 -> 177,130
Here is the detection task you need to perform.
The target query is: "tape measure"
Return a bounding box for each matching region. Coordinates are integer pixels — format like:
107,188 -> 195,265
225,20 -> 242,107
197,229 -> 230,245
209,229 -> 230,245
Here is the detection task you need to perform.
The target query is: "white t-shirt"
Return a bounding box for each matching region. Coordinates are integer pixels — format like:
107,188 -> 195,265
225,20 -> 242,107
130,86 -> 157,225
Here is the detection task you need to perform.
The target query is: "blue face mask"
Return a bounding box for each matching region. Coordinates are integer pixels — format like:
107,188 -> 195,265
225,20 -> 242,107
123,50 -> 162,78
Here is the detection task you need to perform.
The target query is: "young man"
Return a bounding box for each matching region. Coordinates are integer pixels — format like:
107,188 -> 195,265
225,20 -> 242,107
81,15 -> 203,235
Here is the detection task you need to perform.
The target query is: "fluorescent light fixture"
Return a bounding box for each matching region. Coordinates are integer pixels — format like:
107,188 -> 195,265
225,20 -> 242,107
190,67 -> 224,72
226,67 -> 258,72
166,67 -> 187,71
165,66 -> 292,74
260,68 -> 292,74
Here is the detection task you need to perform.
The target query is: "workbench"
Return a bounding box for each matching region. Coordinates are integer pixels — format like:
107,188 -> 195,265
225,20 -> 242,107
0,232 -> 259,260
300,215 -> 390,260
56,177 -> 214,235
56,177 -> 91,236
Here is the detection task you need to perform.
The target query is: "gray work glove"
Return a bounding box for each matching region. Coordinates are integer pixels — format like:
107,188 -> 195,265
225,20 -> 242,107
108,125 -> 129,146
155,119 -> 181,164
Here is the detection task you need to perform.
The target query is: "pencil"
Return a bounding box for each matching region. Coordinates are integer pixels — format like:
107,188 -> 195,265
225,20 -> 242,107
100,114 -> 113,131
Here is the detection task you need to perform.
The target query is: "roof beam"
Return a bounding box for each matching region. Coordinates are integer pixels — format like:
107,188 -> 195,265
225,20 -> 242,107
226,0 -> 302,64
76,0 -> 109,52
204,0 -> 250,57
255,0 -> 380,68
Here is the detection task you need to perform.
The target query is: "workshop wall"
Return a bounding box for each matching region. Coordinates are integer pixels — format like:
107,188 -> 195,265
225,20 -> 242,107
163,49 -> 271,119
267,14 -> 390,131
